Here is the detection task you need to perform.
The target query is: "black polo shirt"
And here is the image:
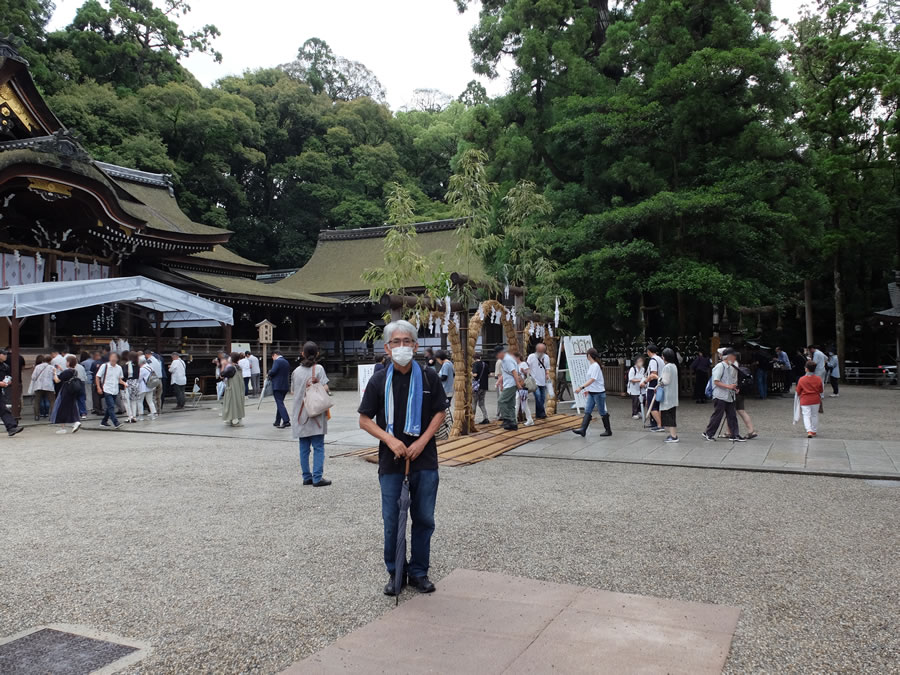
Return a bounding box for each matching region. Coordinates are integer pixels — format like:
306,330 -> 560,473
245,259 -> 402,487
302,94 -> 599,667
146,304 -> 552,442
358,366 -> 447,475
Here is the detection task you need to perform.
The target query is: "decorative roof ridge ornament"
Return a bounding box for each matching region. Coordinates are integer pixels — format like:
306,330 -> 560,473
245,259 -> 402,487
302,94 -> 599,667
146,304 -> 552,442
0,35 -> 29,66
0,129 -> 91,164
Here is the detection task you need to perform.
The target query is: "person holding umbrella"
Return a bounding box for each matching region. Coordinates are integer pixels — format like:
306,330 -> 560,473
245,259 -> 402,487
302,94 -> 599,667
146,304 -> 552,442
358,320 -> 447,597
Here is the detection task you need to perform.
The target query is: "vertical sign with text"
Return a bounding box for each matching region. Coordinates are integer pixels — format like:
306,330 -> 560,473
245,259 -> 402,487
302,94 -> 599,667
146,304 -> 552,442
562,335 -> 594,412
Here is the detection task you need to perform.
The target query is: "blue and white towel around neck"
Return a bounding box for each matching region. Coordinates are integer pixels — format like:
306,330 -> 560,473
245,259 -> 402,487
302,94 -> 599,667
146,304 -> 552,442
385,361 -> 423,437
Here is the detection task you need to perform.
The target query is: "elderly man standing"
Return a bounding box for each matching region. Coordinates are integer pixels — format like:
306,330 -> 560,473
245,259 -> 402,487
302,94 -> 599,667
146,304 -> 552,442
526,343 -> 551,419
168,353 -> 187,409
358,320 -> 446,597
495,344 -> 524,431
702,349 -> 746,443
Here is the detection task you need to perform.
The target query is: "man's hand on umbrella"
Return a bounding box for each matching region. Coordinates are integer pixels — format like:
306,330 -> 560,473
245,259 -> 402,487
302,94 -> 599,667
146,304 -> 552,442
406,438 -> 427,461
387,436 -> 407,459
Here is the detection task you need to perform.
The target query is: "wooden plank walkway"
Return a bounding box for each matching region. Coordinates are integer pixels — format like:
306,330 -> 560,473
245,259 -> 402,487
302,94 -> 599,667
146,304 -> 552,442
333,414 -> 581,467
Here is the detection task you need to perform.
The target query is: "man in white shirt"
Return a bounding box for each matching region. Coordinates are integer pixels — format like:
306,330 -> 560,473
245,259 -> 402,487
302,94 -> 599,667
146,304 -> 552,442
526,343 -> 551,419
50,347 -> 67,371
96,352 -> 126,428
239,355 -> 252,395
247,351 -> 261,397
169,353 -> 187,409
495,345 -> 524,431
642,344 -> 665,431
809,345 -> 827,380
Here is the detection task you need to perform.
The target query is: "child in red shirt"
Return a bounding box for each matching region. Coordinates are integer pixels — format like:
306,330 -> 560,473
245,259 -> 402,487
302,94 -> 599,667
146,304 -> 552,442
795,361 -> 824,437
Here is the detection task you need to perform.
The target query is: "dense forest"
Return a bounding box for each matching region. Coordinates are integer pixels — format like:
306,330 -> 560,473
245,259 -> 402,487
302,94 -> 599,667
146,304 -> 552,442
2,0 -> 898,361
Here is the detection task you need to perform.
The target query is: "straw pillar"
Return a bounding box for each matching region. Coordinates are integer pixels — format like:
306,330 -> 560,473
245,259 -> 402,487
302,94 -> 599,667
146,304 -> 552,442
543,334 -> 558,415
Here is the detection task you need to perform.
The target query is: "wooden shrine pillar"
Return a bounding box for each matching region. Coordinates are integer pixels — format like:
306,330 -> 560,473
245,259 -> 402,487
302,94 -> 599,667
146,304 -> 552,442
222,322 -> 232,352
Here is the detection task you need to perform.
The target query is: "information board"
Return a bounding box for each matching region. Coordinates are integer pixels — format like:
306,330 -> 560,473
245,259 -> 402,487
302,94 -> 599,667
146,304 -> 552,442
561,335 -> 594,412
358,364 -> 376,401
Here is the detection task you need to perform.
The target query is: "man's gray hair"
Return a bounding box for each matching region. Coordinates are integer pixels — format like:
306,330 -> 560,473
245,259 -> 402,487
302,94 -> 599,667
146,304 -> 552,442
383,319 -> 418,344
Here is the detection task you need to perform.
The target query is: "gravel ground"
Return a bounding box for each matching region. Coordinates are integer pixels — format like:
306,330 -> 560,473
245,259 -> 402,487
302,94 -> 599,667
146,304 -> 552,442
1,424 -> 898,673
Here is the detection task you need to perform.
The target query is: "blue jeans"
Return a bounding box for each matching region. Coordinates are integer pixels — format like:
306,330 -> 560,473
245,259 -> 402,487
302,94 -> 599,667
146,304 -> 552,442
380,469 -> 439,578
584,391 -> 607,417
533,385 -> 547,418
299,435 -> 325,483
77,391 -> 87,416
101,393 -> 120,426
273,390 -> 289,426
756,370 -> 768,399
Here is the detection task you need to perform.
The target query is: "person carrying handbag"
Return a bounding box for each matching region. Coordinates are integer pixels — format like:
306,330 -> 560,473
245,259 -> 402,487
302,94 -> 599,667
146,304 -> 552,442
291,341 -> 333,487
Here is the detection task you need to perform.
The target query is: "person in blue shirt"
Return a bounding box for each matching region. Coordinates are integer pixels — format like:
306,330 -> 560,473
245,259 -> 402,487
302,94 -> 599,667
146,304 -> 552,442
436,350 -> 455,406
268,350 -> 292,429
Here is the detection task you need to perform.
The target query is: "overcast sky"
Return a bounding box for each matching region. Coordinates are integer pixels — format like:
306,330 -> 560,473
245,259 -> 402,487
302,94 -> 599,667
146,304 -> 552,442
48,0 -> 805,111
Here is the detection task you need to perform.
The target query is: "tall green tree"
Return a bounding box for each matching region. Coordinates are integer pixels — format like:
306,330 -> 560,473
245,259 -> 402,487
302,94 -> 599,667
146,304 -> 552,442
788,0 -> 899,364
44,0 -> 220,92
458,0 -> 814,340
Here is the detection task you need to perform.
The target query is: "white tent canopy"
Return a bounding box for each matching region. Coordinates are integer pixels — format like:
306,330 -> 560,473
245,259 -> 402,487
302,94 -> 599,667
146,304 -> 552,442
0,276 -> 233,327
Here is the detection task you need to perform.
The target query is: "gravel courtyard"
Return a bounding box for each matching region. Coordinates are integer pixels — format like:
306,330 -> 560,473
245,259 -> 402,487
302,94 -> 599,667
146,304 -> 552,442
1,423 -> 898,673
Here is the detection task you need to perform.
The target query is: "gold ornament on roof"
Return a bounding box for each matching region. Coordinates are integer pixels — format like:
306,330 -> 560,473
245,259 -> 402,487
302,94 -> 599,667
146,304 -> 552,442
0,83 -> 38,132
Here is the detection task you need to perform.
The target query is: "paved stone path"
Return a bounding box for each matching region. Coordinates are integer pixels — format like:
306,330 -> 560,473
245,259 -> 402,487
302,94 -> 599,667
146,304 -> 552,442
44,389 -> 900,478
506,429 -> 900,479
282,569 -> 740,675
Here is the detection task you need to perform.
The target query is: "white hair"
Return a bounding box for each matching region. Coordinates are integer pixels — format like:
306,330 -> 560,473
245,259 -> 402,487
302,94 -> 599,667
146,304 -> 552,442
383,320 -> 418,343
138,356 -> 147,364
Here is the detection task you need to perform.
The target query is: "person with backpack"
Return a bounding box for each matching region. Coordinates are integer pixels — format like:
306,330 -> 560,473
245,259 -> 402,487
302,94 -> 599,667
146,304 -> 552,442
526,343 -> 551,419
471,352 -> 491,424
702,348 -> 746,442
291,341 -> 332,487
138,356 -> 159,420
642,344 -> 665,431
723,355 -> 758,440
50,355 -> 82,434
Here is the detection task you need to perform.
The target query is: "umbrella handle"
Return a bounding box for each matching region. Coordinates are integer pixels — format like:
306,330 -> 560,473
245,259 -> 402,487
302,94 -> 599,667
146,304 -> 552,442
405,458 -> 410,476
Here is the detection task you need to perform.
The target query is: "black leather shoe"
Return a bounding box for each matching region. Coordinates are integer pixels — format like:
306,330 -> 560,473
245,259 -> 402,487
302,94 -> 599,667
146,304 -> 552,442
503,424 -> 518,431
8,427 -> 23,437
408,575 -> 436,593
384,574 -> 407,596
303,479 -> 313,486
313,479 -> 332,487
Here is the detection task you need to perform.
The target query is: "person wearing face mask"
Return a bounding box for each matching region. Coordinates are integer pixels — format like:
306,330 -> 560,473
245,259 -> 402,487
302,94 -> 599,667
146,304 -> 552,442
702,348 -> 746,442
358,320 -> 447,597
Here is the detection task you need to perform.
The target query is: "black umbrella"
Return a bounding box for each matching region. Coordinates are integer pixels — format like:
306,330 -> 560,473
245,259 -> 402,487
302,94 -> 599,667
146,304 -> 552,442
393,458 -> 411,606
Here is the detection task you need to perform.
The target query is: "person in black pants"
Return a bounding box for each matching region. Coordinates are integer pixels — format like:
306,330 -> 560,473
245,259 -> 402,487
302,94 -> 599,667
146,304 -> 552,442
702,349 -> 746,443
689,351 -> 711,403
0,350 -> 24,437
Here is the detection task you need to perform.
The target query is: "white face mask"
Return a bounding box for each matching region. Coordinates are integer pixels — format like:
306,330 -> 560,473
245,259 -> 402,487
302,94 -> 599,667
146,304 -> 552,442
391,346 -> 414,367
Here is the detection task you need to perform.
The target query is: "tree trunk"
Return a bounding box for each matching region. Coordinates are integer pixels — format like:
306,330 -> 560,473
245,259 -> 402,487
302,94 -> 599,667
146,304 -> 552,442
676,290 -> 686,337
833,253 -> 845,368
804,279 -> 814,347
